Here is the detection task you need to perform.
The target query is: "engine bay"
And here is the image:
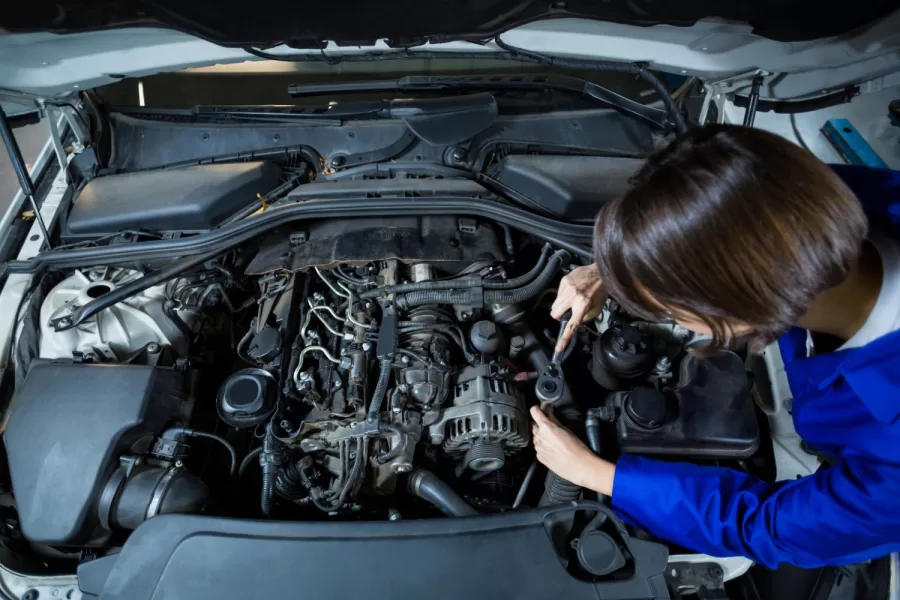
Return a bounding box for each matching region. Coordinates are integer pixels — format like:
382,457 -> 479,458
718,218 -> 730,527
3,205 -> 762,553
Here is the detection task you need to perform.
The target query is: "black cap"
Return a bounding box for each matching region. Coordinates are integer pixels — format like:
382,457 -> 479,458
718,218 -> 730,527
625,387 -> 668,429
217,368 -> 277,429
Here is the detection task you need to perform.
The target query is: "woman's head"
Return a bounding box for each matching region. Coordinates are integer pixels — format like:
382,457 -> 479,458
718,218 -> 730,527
593,124 -> 867,350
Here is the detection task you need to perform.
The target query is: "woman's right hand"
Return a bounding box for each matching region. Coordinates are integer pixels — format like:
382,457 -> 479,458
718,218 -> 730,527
551,264 -> 607,353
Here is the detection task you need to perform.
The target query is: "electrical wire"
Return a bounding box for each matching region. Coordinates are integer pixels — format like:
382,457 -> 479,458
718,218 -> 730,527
790,113 -> 812,153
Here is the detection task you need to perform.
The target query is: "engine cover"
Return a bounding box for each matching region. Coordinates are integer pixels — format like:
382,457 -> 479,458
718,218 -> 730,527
4,363 -> 190,545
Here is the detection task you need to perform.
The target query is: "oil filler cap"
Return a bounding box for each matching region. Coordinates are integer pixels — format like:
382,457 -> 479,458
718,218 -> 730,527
576,531 -> 626,576
217,368 -> 277,429
625,387 -> 667,429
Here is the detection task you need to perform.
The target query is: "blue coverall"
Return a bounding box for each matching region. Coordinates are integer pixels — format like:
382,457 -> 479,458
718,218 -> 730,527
610,165 -> 900,569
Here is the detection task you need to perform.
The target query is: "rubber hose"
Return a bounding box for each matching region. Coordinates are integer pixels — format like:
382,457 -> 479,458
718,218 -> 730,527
376,424 -> 406,464
586,416 -> 602,455
260,426 -> 279,516
409,469 -> 478,517
359,244 -> 551,299
366,358 -> 392,424
397,250 -> 566,310
541,472 -> 582,505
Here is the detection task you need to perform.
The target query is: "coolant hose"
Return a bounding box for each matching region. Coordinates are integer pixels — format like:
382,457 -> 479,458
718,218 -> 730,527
366,358 -> 393,424
408,469 -> 478,517
396,250 -> 568,310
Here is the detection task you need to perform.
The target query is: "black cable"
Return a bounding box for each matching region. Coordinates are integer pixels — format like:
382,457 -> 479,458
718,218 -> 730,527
239,447 -> 263,478
791,114 -> 812,153
166,428 -> 238,478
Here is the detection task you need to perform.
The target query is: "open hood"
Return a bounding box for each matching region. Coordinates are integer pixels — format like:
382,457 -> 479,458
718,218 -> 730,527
1,0 -> 900,112
3,0 -> 897,47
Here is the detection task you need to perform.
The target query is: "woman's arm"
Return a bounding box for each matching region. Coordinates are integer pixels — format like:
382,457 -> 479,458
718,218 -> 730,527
531,407 -> 900,569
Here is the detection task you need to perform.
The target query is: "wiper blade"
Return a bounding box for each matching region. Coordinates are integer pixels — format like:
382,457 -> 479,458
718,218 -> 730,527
287,74 -> 669,130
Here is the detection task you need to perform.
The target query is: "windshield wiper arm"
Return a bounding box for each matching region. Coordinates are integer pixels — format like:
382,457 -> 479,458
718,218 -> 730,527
287,74 -> 669,130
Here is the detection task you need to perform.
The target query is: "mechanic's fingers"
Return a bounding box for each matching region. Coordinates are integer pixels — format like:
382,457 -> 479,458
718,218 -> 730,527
550,290 -> 573,320
555,310 -> 582,353
530,405 -> 551,427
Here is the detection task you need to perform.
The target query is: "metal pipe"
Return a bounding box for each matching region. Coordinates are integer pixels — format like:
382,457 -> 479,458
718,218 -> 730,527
0,106 -> 52,249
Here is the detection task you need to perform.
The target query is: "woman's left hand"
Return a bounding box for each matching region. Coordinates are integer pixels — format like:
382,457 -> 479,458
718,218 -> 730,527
530,405 -> 616,496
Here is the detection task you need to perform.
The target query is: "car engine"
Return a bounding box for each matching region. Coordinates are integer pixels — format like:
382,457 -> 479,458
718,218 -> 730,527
2,207 -> 763,555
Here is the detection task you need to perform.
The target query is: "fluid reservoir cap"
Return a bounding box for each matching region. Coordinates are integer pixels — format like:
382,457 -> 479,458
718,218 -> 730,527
469,320 -> 504,355
576,531 -> 626,576
625,387 -> 668,429
217,368 -> 277,429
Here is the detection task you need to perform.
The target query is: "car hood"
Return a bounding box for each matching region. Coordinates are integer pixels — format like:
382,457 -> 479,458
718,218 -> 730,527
1,1 -> 899,113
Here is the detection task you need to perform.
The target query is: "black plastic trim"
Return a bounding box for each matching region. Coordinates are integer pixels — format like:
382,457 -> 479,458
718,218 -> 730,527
6,196 -> 594,273
77,502 -> 671,600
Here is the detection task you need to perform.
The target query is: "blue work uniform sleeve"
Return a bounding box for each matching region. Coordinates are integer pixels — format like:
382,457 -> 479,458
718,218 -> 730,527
611,453 -> 900,569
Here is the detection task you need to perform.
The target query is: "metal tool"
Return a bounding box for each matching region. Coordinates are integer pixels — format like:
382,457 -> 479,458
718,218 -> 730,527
535,309 -> 572,405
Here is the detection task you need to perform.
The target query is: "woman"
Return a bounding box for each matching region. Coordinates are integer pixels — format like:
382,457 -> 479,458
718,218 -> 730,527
531,124 -> 900,569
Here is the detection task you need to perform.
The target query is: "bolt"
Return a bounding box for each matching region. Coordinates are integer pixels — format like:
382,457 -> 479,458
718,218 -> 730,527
330,155 -> 346,168
362,342 -> 372,351
332,379 -> 341,390
340,348 -> 348,356
147,342 -> 161,354
655,356 -> 671,372
450,147 -> 466,162
393,463 -> 412,473
299,370 -> 311,382
175,460 -> 184,468
388,508 -> 402,521
365,301 -> 373,309
280,419 -> 293,432
400,355 -> 410,364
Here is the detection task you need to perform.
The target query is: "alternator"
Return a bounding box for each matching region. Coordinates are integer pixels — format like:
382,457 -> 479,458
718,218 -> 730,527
427,363 -> 529,472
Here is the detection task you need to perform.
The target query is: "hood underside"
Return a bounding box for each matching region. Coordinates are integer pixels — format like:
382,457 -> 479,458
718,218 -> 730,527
3,0 -> 897,46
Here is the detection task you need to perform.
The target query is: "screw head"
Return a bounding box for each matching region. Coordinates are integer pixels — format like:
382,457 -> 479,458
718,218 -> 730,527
362,342 -> 372,351
400,355 -> 410,364
175,460 -> 184,468
330,155 -> 346,168
147,342 -> 161,354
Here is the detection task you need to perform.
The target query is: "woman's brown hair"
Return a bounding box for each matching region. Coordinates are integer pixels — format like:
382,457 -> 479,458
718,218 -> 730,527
593,124 -> 868,350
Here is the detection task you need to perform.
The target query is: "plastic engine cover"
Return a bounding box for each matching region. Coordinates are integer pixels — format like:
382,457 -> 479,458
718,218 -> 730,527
65,161 -> 281,235
3,363 -> 189,545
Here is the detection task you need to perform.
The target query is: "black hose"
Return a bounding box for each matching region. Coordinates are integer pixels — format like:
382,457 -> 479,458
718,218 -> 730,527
260,425 -> 281,516
586,414 -> 602,456
239,447 -> 263,478
359,244 -> 551,299
408,469 -> 478,517
366,358 -> 392,424
164,300 -> 194,339
396,250 -> 567,310
376,424 -> 406,465
540,472 -> 582,505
